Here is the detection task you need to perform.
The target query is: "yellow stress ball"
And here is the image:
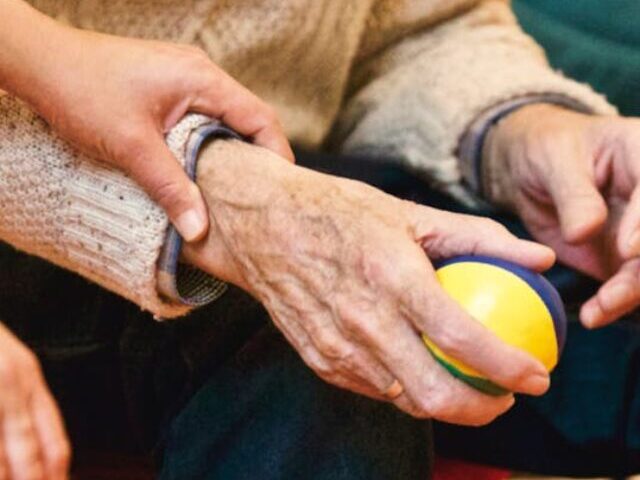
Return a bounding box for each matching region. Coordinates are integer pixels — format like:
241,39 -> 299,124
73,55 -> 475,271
423,255 -> 567,396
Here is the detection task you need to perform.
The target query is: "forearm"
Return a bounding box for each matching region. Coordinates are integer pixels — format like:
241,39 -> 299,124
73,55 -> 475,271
0,1 -> 67,106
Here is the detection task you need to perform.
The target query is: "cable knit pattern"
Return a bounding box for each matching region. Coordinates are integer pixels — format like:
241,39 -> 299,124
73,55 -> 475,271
0,92 -> 211,318
2,0 -> 618,317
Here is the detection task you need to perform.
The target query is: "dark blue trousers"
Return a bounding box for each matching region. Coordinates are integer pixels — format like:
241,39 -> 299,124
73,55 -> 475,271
1,152 -> 639,479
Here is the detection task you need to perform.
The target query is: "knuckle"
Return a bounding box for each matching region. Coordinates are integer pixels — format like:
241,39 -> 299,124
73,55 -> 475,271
311,329 -> 346,360
432,327 -> 471,359
113,128 -> 148,165
334,349 -> 358,373
474,216 -> 506,234
500,357 -> 533,385
356,248 -> 397,290
338,306 -> 370,339
151,179 -> 185,207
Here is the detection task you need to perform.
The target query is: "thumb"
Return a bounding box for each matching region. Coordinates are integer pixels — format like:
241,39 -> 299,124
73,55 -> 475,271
415,207 -> 556,272
123,132 -> 209,242
545,165 -> 607,243
580,259 -> 640,328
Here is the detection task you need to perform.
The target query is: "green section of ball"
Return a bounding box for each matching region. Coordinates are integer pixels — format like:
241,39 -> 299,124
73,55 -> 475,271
427,345 -> 509,397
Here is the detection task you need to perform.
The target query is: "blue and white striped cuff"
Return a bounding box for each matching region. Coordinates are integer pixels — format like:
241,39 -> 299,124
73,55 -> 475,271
458,94 -> 593,197
157,122 -> 242,308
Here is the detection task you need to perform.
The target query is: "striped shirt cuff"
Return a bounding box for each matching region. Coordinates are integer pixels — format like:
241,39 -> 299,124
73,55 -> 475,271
458,94 -> 593,197
157,122 -> 242,308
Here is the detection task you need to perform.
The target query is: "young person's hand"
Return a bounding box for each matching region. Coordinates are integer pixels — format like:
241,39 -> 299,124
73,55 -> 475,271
484,104 -> 640,328
0,323 -> 70,480
0,1 -> 293,243
183,140 -> 555,426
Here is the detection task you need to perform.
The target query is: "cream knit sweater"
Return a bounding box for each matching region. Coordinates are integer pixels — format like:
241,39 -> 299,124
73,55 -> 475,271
0,0 -> 616,318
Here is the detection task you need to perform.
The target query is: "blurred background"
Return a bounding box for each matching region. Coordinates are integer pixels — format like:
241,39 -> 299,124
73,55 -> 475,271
514,0 -> 640,116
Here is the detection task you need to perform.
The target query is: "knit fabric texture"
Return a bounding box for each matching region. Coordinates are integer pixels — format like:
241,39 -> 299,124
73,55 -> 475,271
0,94 -> 212,318
2,0 -> 618,317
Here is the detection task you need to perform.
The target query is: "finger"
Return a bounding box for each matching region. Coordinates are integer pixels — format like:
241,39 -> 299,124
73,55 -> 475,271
305,314 -> 399,396
119,129 -> 209,242
327,324 -> 515,425
31,387 -> 70,480
417,208 -> 555,272
0,439 -> 8,480
544,160 -> 608,243
340,304 -> 516,425
268,309 -> 382,399
3,405 -> 44,480
190,67 -> 295,162
298,319 -> 417,406
580,259 -> 640,328
618,186 -> 640,258
396,253 -> 550,396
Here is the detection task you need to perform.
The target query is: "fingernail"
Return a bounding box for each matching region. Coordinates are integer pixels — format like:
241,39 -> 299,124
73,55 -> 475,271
175,209 -> 205,242
628,231 -> 640,257
522,372 -> 550,396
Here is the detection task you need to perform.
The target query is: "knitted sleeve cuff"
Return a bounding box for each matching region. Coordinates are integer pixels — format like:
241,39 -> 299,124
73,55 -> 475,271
458,94 -> 594,198
0,94 -> 240,319
157,122 -> 242,310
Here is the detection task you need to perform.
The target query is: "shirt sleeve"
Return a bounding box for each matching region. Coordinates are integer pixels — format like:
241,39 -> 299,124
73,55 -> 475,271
157,122 -> 242,309
330,0 -> 617,206
0,93 -> 233,319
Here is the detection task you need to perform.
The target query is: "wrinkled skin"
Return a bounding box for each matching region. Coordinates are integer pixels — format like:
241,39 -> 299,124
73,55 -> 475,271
184,140 -> 555,427
486,104 -> 640,328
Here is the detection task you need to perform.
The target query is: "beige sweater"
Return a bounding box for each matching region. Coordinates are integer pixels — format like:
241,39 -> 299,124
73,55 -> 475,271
0,0 -> 616,318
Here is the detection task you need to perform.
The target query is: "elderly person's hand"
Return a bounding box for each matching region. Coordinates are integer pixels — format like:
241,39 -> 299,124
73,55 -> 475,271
483,104 -> 640,328
183,140 -> 555,426
0,1 -> 293,243
0,323 -> 70,480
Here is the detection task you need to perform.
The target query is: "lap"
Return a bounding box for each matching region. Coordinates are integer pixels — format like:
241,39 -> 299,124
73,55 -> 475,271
157,316 -> 432,480
3,150 -> 640,477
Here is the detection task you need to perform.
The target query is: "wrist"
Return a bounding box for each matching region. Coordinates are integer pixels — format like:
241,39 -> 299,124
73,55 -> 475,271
182,139 -> 295,292
481,104 -> 568,210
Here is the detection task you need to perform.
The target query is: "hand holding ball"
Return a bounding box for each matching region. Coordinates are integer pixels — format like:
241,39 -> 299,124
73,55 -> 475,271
423,255 -> 567,396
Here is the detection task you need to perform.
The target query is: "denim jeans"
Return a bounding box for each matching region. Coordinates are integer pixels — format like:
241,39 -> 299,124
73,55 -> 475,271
2,151 -> 640,479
